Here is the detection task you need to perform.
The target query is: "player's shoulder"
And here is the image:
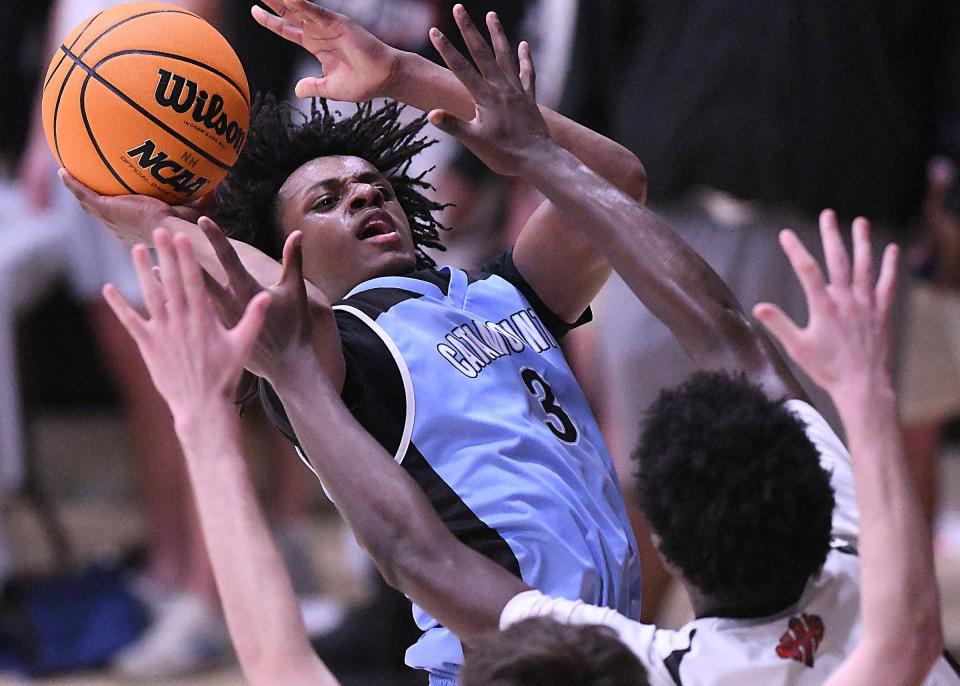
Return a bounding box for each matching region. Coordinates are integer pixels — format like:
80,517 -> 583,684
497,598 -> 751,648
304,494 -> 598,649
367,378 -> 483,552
784,399 -> 852,466
662,547 -> 861,683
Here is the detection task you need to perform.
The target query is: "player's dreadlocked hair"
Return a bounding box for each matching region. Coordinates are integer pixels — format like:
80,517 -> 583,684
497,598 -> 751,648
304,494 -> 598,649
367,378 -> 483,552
213,93 -> 447,268
634,371 -> 835,618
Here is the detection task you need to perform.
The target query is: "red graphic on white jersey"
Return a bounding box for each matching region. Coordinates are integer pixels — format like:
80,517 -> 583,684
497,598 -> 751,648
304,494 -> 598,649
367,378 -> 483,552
776,613 -> 825,667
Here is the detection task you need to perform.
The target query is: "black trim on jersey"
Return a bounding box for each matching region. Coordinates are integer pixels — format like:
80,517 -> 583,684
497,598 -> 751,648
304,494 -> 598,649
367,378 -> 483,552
664,628 -> 696,686
336,285 -> 434,320
257,310 -> 408,459
944,649 -> 960,677
472,250 -> 592,340
401,442 -> 522,577
261,269 -> 521,581
334,290 -> 422,439
256,391 -> 521,578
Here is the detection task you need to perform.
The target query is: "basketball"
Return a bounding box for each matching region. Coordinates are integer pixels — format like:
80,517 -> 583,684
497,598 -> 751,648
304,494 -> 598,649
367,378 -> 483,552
40,2 -> 250,204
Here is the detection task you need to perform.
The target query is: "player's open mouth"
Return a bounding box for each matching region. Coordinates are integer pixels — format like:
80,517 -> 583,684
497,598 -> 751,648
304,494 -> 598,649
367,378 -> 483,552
356,210 -> 401,243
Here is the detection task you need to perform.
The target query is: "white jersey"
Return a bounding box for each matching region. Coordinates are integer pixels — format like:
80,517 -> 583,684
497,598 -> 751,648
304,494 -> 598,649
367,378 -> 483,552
501,400 -> 960,686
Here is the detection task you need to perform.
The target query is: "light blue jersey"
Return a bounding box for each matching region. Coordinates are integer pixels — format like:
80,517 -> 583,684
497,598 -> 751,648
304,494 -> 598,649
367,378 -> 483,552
262,252 -> 641,682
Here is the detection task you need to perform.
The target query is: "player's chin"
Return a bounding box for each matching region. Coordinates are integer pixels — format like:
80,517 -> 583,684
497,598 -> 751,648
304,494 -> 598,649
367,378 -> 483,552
364,241 -> 417,276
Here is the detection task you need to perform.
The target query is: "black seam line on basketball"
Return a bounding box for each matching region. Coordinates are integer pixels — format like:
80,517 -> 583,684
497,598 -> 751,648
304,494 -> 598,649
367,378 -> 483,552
79,73 -> 136,195
51,9 -> 197,168
98,50 -> 250,108
60,46 -> 231,171
52,47 -> 80,165
44,12 -> 103,93
77,9 -> 199,61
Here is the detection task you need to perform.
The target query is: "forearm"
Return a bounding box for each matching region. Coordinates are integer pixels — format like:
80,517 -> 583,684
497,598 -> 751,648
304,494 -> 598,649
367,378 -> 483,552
389,52 -> 645,197
175,406 -> 336,686
273,364 -> 528,639
520,143 -> 795,387
831,383 -> 943,680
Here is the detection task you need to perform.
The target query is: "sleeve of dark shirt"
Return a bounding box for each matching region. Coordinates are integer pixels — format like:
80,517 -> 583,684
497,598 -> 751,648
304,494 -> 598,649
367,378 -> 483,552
258,309 -> 408,458
479,249 -> 592,340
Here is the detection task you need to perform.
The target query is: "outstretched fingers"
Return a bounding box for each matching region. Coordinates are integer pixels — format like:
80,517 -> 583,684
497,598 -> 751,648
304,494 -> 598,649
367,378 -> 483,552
753,301 -> 802,352
779,229 -> 831,315
850,216 -> 874,304
819,209 -> 851,290
154,229 -> 187,316
102,283 -> 146,341
284,0 -> 342,23
132,243 -> 166,321
427,108 -> 470,139
295,76 -> 331,100
251,3 -> 303,45
231,292 -> 272,366
452,4 -> 499,79
173,232 -> 211,316
198,217 -> 257,293
278,230 -> 306,289
874,243 -> 900,322
518,41 -> 536,97
485,12 -> 521,88
430,27 -> 486,102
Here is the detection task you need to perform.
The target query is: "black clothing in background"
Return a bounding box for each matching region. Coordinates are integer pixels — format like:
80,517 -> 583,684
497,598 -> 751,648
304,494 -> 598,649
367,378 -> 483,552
559,0 -> 960,225
223,2 -> 302,98
0,0 -> 54,169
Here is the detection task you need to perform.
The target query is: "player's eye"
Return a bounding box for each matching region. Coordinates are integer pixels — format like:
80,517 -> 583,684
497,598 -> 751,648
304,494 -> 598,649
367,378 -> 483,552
376,184 -> 393,199
312,195 -> 339,211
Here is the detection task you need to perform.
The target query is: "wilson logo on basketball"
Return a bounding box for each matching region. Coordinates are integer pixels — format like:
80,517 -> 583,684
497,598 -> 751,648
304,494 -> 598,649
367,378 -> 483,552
154,69 -> 246,153
775,613 -> 824,668
125,139 -> 210,197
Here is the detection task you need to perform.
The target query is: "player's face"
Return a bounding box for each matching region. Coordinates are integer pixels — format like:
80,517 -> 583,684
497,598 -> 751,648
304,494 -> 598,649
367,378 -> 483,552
276,155 -> 416,298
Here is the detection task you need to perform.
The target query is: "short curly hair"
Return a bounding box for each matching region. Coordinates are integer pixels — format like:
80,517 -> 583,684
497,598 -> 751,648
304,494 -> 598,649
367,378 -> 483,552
213,93 -> 446,268
460,618 -> 648,686
635,371 -> 835,617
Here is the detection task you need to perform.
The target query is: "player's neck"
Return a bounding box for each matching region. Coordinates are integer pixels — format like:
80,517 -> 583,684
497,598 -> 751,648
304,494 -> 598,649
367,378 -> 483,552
685,582 -> 797,620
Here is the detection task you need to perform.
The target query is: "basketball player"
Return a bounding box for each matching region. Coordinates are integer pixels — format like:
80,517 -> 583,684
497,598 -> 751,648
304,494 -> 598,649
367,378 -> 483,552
98,8 -> 951,684
99,227 -> 649,685
62,6 -> 647,683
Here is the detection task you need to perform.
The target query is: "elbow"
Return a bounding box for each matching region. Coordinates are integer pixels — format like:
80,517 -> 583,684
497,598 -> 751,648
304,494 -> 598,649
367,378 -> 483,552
351,508 -> 428,594
367,520 -> 445,597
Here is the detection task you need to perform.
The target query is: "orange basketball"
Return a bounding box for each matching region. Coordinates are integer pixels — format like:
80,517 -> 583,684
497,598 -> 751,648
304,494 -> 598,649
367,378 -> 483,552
41,2 -> 250,204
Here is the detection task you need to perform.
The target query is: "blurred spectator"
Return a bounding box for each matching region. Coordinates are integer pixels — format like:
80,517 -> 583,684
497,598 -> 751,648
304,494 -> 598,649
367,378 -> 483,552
554,0 -> 960,622
901,157 -> 960,530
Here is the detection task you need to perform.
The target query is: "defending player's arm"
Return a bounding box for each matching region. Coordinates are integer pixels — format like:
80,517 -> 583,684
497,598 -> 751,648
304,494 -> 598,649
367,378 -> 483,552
419,17 -> 803,399
100,230 -> 339,686
253,0 -> 647,322
756,225 -> 944,686
209,229 -> 532,641
60,174 -> 347,389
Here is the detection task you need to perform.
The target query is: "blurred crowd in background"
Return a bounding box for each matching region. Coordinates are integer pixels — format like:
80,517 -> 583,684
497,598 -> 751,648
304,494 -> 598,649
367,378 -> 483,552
0,0 -> 958,683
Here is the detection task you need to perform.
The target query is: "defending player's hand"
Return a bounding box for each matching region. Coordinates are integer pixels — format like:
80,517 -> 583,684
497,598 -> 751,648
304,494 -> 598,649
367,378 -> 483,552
59,169 -> 202,243
426,6 -> 553,178
101,230 -> 271,429
753,209 -> 899,397
251,0 -> 399,102
199,217 -> 335,386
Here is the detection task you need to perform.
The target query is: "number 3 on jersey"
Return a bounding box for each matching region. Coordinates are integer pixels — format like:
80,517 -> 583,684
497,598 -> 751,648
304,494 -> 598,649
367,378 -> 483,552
520,368 -> 579,444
